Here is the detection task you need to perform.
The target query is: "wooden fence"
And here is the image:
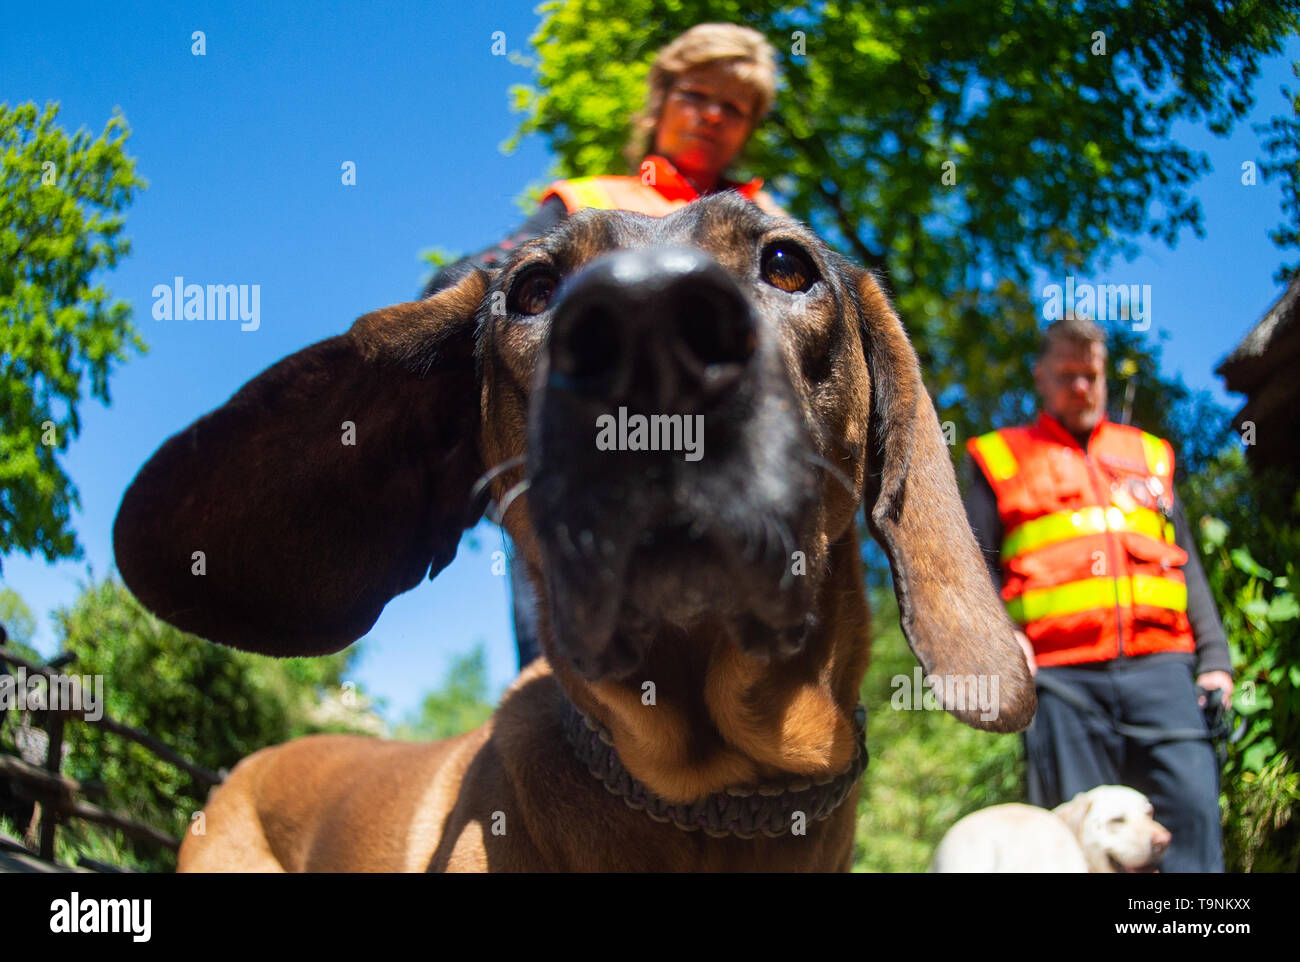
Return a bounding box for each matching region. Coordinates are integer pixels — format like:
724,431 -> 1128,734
0,640 -> 224,871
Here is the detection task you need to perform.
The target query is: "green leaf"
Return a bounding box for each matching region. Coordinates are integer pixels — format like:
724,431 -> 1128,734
1200,516 -> 1229,550
1267,592 -> 1299,622
1242,738 -> 1277,775
1243,598 -> 1270,621
1235,685 -> 1272,715
1230,548 -> 1274,580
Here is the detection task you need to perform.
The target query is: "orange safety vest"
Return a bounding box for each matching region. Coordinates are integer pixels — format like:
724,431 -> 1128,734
540,154 -> 766,217
966,413 -> 1194,667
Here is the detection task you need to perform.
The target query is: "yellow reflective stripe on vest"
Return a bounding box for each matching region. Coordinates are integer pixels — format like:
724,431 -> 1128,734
1005,575 -> 1187,624
973,431 -> 1018,481
1001,506 -> 1175,560
566,178 -> 616,210
1141,432 -> 1170,477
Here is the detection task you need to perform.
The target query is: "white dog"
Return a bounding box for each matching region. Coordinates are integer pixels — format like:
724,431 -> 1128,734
930,786 -> 1171,873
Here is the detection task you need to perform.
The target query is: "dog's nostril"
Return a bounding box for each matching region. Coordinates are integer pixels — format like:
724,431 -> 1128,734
675,288 -> 756,369
554,306 -> 623,388
548,250 -> 755,405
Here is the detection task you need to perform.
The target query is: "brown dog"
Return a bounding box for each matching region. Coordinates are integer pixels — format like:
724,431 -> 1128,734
114,194 -> 1034,872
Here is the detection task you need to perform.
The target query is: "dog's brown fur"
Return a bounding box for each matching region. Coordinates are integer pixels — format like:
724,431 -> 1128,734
114,195 -> 1034,872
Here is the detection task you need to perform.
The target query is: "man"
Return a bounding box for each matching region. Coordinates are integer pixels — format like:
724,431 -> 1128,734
963,316 -> 1233,872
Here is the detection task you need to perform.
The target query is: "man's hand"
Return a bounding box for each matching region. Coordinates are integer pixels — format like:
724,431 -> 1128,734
1196,670 -> 1233,710
1016,630 -> 1037,678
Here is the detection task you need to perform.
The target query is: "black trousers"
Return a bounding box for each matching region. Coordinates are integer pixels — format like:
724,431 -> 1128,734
1024,655 -> 1224,872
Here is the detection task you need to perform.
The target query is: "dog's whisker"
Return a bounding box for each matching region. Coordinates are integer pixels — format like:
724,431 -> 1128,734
489,479 -> 530,526
472,454 -> 528,507
772,515 -> 798,590
739,515 -> 757,563
803,451 -> 857,498
775,515 -> 794,560
756,515 -> 775,565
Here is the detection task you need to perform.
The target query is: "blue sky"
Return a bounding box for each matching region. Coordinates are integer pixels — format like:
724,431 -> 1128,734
3,2 -> 1298,724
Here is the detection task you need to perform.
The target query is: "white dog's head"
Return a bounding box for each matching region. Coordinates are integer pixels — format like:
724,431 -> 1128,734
1054,786 -> 1171,873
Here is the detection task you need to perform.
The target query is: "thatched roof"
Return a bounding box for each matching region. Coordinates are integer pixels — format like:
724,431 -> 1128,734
1218,273 -> 1300,391
1217,273 -> 1300,475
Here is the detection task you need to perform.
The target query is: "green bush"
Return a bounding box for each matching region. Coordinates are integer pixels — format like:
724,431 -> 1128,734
1187,450 -> 1300,872
852,591 -> 1023,872
2,577 -> 381,871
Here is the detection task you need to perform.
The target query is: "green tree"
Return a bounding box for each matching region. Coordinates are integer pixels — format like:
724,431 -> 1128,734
510,0 -> 1297,467
1,101 -> 147,567
1183,450 -> 1300,872
3,576 -> 380,871
1257,61 -> 1300,283
0,586 -> 37,654
396,643 -> 497,741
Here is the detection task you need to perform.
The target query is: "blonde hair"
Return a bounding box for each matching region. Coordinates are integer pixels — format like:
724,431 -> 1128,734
624,23 -> 778,171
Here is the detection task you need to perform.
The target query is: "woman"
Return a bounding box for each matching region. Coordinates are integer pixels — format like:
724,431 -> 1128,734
422,23 -> 782,299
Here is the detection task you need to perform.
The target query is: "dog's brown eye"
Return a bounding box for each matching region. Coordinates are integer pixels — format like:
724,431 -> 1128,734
761,243 -> 817,293
511,269 -> 558,316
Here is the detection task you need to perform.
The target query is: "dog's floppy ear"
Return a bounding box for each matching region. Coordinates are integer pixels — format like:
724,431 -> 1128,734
858,274 -> 1035,733
1053,792 -> 1094,838
113,272 -> 489,657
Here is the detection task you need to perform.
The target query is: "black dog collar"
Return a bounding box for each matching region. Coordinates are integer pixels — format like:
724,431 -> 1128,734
562,699 -> 868,839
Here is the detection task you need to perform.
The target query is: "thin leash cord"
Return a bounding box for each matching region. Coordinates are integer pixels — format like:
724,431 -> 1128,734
1035,672 -> 1217,744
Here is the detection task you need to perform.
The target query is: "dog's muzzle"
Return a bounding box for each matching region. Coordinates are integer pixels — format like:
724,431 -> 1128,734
527,245 -> 817,680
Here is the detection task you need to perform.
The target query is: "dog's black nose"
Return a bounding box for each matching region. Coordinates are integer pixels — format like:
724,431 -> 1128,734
548,247 -> 756,411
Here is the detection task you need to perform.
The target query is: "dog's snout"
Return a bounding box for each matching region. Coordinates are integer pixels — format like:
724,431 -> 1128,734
1151,824 -> 1171,853
549,247 -> 755,410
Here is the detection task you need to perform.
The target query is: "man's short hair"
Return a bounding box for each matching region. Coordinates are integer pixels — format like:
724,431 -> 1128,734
1039,316 -> 1108,361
